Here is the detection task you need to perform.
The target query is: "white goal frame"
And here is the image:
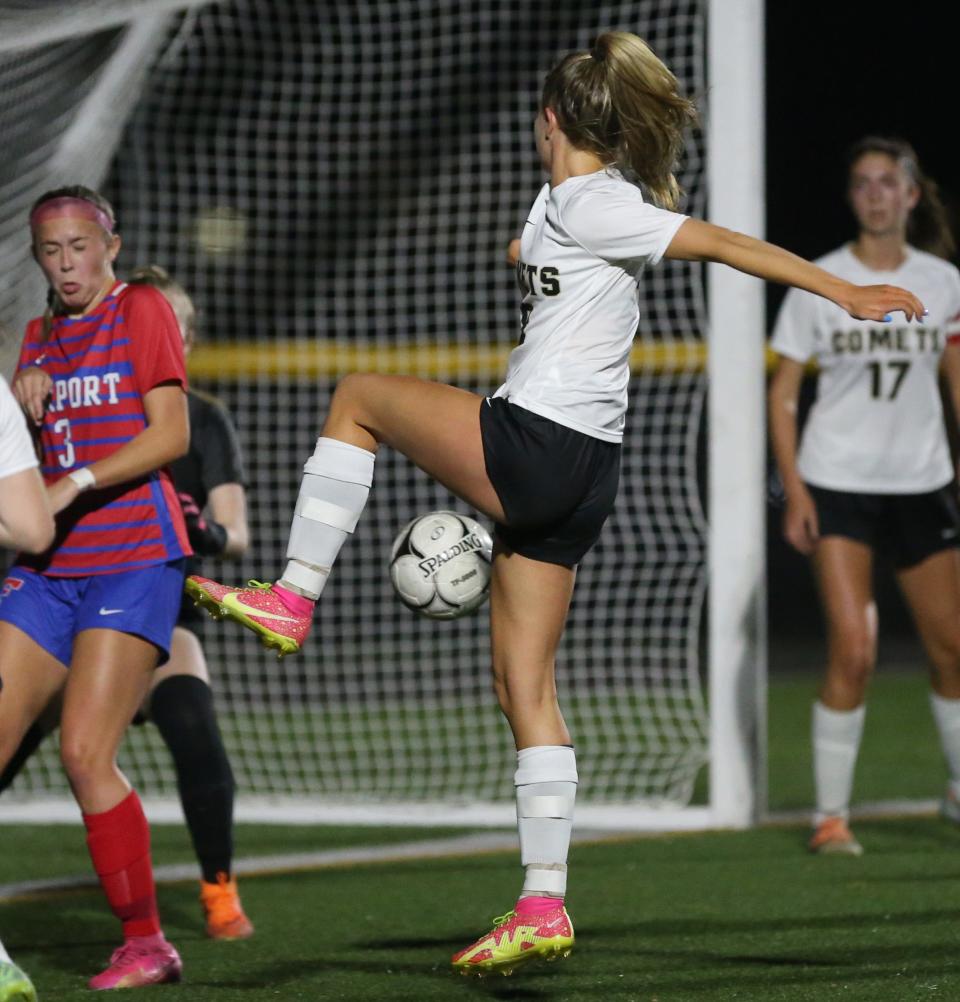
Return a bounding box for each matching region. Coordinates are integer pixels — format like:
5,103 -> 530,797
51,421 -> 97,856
0,0 -> 766,833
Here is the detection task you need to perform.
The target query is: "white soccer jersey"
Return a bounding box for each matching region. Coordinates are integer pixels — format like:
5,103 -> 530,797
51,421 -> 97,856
771,245 -> 960,493
493,168 -> 687,443
0,375 -> 37,480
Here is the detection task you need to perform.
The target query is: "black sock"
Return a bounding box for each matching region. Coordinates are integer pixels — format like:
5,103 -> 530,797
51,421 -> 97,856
0,722 -> 49,793
150,675 -> 236,883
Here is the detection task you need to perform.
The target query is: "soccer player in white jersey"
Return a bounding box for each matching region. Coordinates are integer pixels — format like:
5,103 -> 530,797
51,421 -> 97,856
0,371 -> 54,1002
188,35 -> 925,975
769,136 -> 960,856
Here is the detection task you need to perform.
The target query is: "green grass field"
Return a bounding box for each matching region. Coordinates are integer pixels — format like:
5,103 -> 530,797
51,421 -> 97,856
3,669 -> 958,1001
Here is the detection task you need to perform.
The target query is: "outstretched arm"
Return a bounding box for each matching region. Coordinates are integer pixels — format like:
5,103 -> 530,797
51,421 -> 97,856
665,218 -> 926,323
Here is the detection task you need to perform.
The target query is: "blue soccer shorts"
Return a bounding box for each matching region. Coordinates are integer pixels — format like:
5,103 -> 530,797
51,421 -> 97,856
0,559 -> 186,667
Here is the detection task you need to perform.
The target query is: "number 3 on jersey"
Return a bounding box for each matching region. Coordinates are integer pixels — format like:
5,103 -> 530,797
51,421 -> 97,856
54,417 -> 76,467
867,360 -> 911,400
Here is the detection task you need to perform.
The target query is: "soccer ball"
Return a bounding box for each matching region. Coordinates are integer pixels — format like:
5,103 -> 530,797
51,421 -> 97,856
389,510 -> 493,620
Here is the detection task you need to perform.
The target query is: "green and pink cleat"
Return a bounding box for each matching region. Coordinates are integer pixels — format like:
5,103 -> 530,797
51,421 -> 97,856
185,577 -> 313,657
452,902 -> 574,977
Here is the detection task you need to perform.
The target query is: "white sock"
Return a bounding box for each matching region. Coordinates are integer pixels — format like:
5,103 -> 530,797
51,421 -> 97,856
929,692 -> 960,797
812,700 -> 865,824
515,745 -> 578,899
0,937 -> 10,963
280,437 -> 375,599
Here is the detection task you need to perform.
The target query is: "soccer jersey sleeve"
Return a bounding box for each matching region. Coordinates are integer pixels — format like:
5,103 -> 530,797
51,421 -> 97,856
122,285 -> 188,397
770,287 -> 820,363
0,376 -> 38,479
198,399 -> 246,492
561,188 -> 687,269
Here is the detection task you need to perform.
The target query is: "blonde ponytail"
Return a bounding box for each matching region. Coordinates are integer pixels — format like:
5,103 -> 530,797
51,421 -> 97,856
541,31 -> 698,209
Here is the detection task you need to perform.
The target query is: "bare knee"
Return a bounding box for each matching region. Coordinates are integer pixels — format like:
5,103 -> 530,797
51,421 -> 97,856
330,373 -> 378,416
824,635 -> 875,703
491,662 -> 557,719
325,373 -> 382,446
59,735 -> 115,793
927,629 -> 960,689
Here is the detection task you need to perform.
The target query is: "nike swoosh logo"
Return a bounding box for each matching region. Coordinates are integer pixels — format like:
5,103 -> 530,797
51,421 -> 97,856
99,607 -> 124,615
222,593 -> 299,623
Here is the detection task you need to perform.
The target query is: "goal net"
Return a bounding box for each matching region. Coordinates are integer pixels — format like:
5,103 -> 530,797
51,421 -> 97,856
2,0 -> 747,829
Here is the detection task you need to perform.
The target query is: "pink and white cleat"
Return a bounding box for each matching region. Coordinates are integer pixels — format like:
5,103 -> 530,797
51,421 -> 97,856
185,577 -> 312,657
88,934 -> 182,990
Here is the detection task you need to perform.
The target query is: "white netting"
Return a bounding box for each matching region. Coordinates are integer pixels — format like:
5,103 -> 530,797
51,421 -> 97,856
3,0 -> 709,811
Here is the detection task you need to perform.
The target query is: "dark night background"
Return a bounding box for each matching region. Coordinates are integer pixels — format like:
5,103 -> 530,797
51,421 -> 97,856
765,1 -> 957,665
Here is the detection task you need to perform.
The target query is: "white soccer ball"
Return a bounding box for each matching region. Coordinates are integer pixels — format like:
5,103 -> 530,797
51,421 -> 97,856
389,510 -> 493,620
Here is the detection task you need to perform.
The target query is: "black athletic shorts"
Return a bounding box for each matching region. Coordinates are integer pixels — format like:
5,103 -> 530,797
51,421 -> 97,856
808,483 -> 960,569
479,397 -> 621,567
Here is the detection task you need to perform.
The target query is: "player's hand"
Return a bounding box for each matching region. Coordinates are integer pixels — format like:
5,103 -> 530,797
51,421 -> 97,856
12,367 -> 53,426
506,238 -> 521,267
783,488 -> 819,555
178,490 -> 203,525
47,475 -> 79,516
841,283 -> 926,323
178,490 -> 228,555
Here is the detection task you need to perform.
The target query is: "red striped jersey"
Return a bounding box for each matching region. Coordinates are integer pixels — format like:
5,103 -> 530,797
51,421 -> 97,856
15,281 -> 192,576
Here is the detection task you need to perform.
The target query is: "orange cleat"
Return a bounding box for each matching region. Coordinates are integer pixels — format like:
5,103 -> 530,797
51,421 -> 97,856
200,873 -> 255,941
808,816 -> 863,856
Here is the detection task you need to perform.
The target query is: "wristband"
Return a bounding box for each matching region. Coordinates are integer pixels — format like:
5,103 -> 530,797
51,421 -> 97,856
67,467 -> 97,492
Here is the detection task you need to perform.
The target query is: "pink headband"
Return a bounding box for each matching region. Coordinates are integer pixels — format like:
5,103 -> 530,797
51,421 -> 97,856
30,196 -> 114,234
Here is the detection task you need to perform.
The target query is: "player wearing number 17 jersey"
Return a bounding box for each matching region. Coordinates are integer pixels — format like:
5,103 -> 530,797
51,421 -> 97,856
768,136 -> 960,856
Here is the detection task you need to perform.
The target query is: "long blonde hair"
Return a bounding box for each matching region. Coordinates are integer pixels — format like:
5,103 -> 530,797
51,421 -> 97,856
541,32 -> 698,210
127,264 -> 198,346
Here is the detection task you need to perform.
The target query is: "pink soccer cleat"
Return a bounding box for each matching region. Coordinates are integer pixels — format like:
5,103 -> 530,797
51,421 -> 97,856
88,934 -> 182,990
185,577 -> 312,657
452,903 -> 574,977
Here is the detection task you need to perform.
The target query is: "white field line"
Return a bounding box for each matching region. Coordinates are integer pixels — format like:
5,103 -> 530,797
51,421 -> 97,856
766,798 -> 939,825
0,798 -> 944,904
0,829 -> 623,904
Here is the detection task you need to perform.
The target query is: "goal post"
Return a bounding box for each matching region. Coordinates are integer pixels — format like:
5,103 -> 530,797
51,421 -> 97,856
707,0 -> 768,827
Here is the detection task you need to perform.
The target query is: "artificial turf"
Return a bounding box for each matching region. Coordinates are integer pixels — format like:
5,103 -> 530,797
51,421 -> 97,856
3,818 -> 960,1000
2,670 -> 957,1000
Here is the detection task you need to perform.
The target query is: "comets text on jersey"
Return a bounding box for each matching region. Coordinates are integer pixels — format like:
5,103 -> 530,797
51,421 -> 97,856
830,325 -> 942,354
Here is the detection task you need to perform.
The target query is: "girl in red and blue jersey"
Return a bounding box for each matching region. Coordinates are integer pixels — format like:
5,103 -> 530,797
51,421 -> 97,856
0,186 -> 189,990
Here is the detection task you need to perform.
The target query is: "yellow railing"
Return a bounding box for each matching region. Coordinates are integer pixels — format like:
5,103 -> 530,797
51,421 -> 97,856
187,339 -> 785,381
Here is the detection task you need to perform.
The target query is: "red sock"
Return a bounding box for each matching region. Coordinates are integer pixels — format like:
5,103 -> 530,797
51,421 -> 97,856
83,790 -> 161,939
273,582 -> 315,616
516,895 -> 563,917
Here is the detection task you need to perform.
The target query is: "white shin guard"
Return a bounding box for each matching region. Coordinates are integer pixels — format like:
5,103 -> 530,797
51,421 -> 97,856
515,745 -> 578,899
930,691 -> 960,793
283,437 -> 374,598
812,700 -> 865,824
